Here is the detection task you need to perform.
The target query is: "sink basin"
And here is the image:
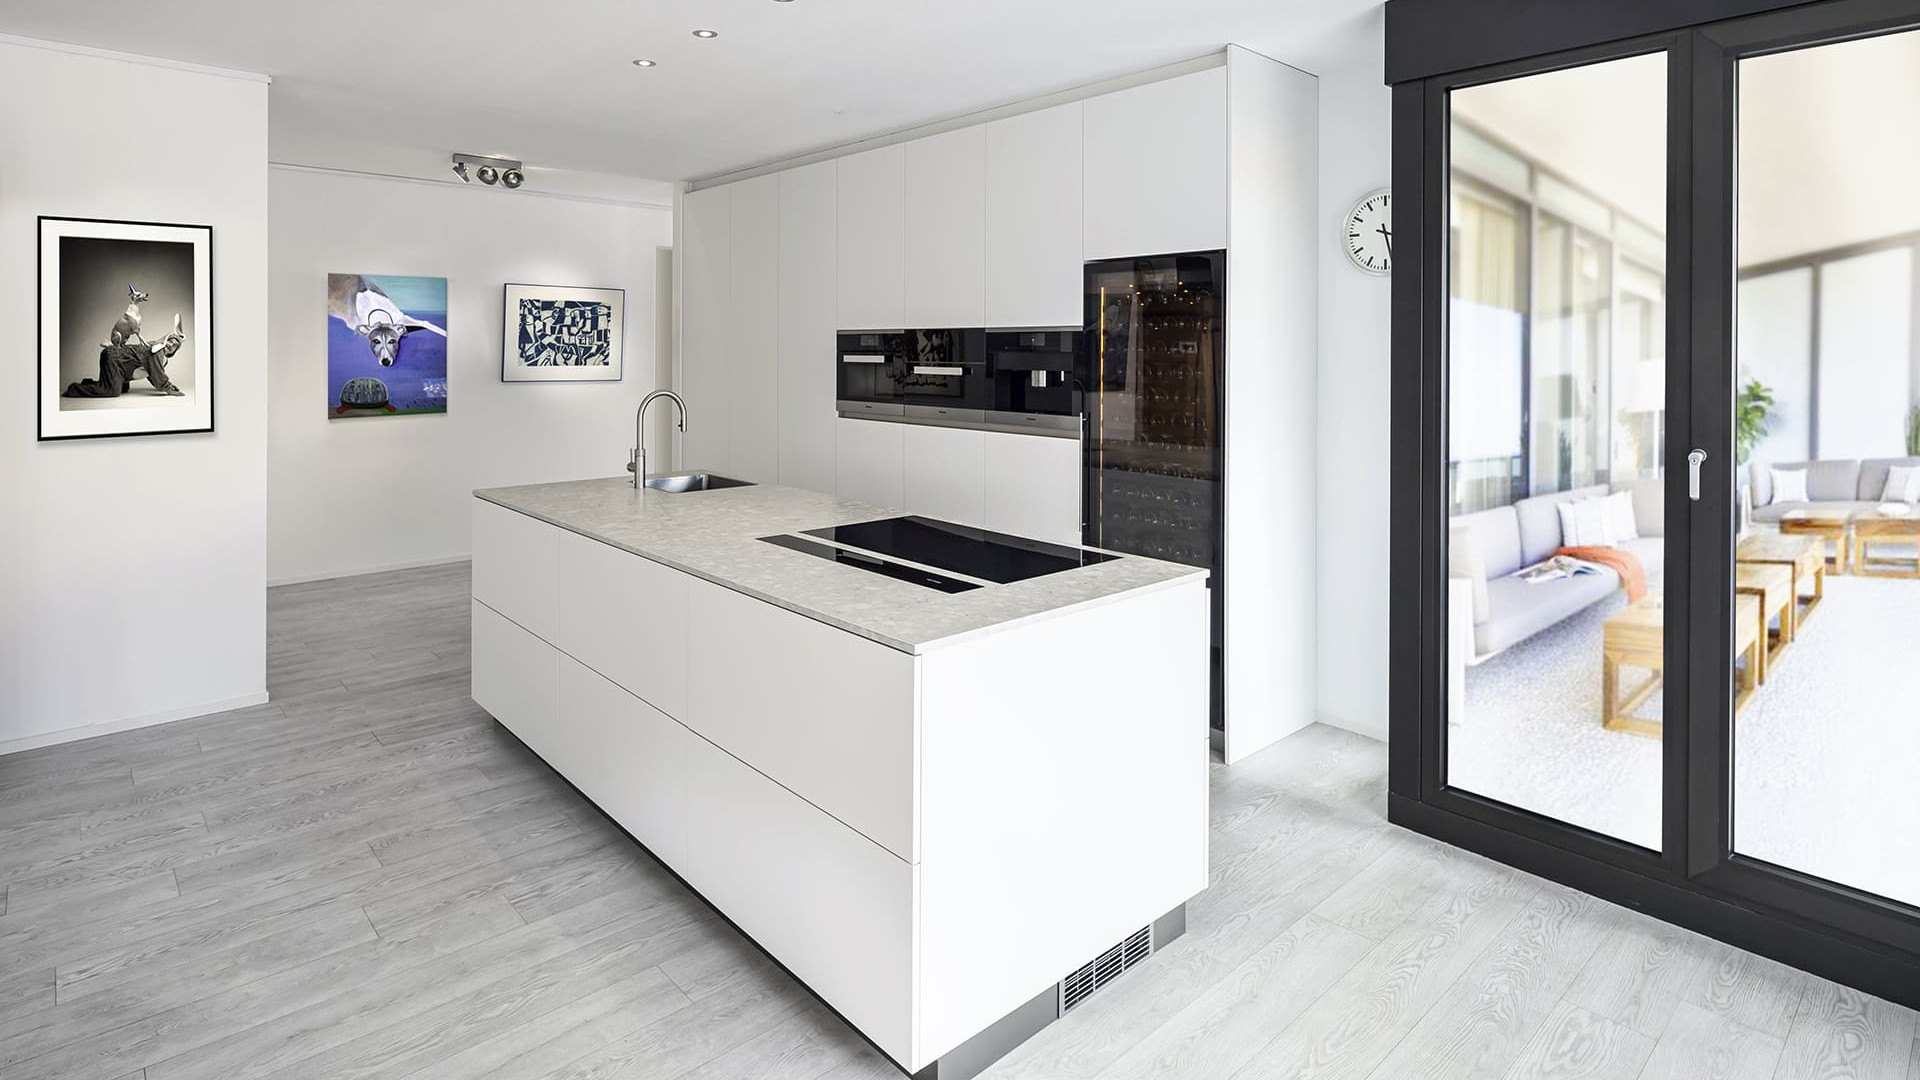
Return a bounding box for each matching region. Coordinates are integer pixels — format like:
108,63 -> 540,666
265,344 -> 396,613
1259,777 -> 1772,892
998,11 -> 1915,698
641,472 -> 755,493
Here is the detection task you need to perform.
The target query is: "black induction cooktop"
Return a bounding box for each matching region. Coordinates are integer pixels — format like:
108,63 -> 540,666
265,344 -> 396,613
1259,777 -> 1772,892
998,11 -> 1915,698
801,516 -> 1118,584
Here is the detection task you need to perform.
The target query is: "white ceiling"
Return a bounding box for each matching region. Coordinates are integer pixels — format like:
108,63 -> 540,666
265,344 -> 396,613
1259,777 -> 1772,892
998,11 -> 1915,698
0,0 -> 1383,184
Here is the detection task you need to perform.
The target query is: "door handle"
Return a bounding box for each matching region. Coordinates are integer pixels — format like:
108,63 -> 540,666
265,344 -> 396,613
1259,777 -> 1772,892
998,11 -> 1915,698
1688,448 -> 1708,501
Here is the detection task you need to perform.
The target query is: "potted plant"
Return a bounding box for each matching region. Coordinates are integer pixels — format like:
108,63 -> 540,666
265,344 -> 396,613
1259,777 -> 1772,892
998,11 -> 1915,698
1908,405 -> 1920,457
1735,378 -> 1775,466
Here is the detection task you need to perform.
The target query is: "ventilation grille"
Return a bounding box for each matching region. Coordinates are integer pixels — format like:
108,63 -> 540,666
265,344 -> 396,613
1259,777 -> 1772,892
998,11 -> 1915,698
1059,923 -> 1154,1013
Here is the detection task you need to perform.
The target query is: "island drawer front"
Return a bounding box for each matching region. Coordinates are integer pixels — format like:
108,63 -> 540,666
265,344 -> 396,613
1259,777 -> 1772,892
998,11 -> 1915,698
472,599 -> 558,755
685,578 -> 918,862
554,529 -> 691,722
473,501 -> 560,642
679,726 -> 917,1069
554,655 -> 691,871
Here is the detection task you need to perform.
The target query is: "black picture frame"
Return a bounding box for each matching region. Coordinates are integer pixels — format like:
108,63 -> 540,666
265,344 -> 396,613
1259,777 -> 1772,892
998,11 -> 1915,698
499,282 -> 626,383
37,215 -> 215,442
1386,0 -> 1920,1010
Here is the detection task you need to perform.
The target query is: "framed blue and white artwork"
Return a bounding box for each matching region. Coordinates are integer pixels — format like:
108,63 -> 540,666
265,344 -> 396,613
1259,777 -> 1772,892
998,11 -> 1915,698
501,283 -> 625,382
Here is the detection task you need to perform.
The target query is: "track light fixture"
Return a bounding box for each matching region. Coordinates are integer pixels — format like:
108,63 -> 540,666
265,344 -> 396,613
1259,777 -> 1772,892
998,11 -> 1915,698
451,153 -> 527,190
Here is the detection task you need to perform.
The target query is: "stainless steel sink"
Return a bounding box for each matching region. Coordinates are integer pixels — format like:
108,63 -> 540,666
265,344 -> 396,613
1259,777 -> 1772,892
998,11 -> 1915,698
640,472 -> 755,493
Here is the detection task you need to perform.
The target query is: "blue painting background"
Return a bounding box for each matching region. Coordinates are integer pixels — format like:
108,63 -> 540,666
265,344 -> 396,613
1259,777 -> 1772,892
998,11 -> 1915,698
326,274 -> 448,416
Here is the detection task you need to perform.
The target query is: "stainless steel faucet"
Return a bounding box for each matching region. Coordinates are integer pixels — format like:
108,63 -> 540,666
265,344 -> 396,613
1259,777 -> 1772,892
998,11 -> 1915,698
630,389 -> 688,487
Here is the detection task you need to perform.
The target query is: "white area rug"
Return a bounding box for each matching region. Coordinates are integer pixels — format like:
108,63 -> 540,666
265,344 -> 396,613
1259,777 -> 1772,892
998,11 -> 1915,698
1449,572 -> 1920,910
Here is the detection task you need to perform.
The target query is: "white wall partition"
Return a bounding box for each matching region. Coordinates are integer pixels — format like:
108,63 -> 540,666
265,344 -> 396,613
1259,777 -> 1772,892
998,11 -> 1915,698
1736,267 -> 1814,465
1314,48 -> 1394,743
0,38 -> 270,751
266,167 -> 673,584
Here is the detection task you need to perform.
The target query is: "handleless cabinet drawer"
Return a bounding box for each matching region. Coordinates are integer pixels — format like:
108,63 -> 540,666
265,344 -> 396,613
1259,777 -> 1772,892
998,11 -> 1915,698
472,501 -> 560,642
685,579 -> 918,861
678,728 -> 914,1067
554,530 -> 690,721
554,655 -> 692,870
472,599 -> 558,754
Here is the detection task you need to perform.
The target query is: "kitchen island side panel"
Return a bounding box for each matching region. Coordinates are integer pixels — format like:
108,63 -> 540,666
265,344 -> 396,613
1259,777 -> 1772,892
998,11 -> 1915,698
914,577 -> 1211,1063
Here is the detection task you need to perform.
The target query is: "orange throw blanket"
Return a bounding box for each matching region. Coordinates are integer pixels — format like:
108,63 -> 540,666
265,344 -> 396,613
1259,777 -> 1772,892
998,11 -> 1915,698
1558,546 -> 1648,603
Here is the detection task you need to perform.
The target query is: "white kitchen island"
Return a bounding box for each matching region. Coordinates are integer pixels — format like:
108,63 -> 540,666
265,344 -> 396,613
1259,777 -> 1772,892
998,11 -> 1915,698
469,476 -> 1209,1079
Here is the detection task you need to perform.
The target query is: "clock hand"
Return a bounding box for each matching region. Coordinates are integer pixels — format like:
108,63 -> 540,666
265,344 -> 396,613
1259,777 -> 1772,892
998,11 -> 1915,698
1376,223 -> 1393,257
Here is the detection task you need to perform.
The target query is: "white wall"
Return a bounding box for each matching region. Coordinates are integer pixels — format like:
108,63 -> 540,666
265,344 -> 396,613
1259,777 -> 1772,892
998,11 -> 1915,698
267,168 -> 674,584
1314,45 -> 1394,743
0,39 -> 270,752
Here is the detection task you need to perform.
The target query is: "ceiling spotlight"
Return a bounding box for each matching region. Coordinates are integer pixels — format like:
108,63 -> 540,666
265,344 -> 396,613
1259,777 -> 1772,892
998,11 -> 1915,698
632,58 -> 656,67
692,28 -> 719,38
451,153 -> 526,191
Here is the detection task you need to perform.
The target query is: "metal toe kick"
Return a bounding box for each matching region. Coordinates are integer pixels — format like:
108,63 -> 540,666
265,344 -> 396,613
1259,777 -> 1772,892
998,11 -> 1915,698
910,903 -> 1188,1080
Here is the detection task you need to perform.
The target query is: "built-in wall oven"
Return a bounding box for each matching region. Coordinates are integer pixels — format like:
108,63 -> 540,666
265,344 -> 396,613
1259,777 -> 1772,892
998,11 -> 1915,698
839,327 -> 1080,436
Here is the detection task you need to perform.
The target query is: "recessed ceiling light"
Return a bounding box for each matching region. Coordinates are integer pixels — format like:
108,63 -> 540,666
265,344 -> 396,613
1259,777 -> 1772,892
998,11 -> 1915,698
632,58 -> 656,67
692,28 -> 719,38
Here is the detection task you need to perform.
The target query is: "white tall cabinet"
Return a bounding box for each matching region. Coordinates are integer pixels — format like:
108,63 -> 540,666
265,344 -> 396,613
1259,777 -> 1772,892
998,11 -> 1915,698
985,102 -> 1084,328
675,49 -> 1318,762
778,162 -> 839,495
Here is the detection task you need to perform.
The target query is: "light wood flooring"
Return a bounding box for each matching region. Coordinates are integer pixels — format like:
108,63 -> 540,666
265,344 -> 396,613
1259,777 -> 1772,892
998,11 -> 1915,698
0,561 -> 1913,1080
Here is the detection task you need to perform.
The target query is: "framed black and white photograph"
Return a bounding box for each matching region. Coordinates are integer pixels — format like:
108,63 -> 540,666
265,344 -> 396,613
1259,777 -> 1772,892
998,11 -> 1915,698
501,282 -> 624,383
38,216 -> 214,441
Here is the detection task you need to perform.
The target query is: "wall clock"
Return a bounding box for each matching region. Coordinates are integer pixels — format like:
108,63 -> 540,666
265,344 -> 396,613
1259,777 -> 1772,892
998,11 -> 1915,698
1344,189 -> 1392,276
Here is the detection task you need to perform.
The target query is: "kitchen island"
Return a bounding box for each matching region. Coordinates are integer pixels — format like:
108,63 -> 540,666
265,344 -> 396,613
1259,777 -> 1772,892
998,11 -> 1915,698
470,476 -> 1208,1079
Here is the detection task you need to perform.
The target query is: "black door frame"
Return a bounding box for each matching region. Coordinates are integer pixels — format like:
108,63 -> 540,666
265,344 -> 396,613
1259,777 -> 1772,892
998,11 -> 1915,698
1387,0 -> 1920,1009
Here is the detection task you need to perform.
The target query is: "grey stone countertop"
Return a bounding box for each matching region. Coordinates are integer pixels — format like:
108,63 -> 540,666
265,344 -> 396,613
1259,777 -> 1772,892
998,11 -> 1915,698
473,476 -> 1207,654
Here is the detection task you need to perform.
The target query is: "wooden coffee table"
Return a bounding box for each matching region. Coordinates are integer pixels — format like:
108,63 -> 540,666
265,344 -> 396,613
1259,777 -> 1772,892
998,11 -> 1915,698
1734,561 -> 1794,672
1850,508 -> 1920,578
1602,593 -> 1761,737
1779,508 -> 1854,574
1736,532 -> 1826,626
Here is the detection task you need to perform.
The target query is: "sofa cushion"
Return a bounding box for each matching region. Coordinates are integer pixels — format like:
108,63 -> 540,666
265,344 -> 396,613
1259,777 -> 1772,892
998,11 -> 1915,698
1617,537 -> 1665,586
1859,457 -> 1920,500
1515,484 -> 1610,566
1807,459 -> 1862,501
1611,479 -> 1665,538
1770,468 -> 1810,504
1750,500 -> 1871,524
1477,569 -> 1620,656
1448,522 -> 1491,624
1452,505 -> 1523,579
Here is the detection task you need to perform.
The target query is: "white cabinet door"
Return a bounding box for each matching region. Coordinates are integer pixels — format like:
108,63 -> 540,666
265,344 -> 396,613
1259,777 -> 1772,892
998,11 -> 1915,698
685,578 -> 919,861
778,161 -> 839,495
554,654 -> 693,871
836,417 -> 906,509
1083,68 -> 1228,260
986,102 -> 1084,328
472,599 -> 558,755
728,175 -> 781,485
837,145 -> 907,330
680,185 -> 732,471
982,431 -> 1082,546
471,500 -> 559,642
905,126 -> 986,328
553,529 -> 690,721
903,423 -> 987,529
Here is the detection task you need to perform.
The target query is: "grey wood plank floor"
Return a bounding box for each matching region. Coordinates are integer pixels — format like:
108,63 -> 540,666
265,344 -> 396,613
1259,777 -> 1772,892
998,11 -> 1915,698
0,561 -> 1911,1080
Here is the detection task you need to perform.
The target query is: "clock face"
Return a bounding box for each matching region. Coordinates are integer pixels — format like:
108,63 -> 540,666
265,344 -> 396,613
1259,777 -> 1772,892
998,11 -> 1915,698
1345,190 -> 1393,276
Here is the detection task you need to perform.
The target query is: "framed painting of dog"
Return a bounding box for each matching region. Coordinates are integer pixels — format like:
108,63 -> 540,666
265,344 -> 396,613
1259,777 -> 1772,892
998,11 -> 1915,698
38,216 -> 214,441
326,273 -> 448,418
500,283 -> 624,382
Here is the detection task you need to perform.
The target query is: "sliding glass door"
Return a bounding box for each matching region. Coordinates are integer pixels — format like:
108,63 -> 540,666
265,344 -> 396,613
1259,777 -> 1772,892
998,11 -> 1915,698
1441,51 -> 1671,850
1717,21 -> 1920,917
1399,0 -> 1920,1003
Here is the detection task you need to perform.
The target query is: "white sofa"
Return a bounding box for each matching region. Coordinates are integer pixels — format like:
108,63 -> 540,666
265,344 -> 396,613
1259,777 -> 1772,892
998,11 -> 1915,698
1449,480 -> 1665,661
1749,457 -> 1920,524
